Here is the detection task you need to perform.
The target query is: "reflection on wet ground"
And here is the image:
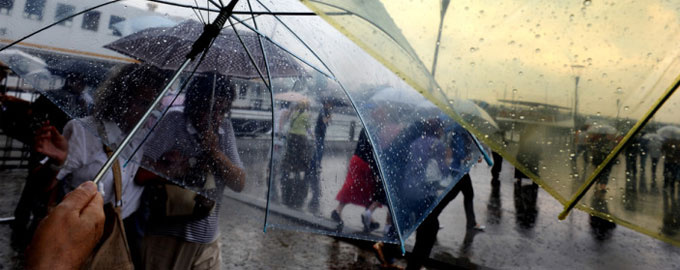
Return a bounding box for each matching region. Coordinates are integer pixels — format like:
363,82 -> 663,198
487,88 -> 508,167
433,161 -> 680,269
2,147 -> 680,269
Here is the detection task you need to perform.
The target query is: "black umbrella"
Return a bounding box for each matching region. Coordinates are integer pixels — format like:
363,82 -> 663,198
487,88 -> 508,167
104,19 -> 302,79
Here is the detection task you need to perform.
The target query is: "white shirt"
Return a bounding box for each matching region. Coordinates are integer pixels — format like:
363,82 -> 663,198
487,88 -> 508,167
56,116 -> 145,218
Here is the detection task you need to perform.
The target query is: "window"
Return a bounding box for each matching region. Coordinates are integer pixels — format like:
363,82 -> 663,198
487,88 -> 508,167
55,4 -> 75,26
23,0 -> 45,20
82,11 -> 100,31
108,15 -> 125,36
0,0 -> 13,15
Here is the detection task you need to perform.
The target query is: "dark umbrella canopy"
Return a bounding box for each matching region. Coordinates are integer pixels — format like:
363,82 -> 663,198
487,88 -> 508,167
104,20 -> 302,79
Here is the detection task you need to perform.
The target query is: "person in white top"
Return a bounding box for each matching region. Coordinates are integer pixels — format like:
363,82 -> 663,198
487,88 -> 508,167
34,64 -> 169,268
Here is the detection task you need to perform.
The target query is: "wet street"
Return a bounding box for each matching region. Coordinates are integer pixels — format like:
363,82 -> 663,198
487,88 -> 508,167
1,138 -> 680,269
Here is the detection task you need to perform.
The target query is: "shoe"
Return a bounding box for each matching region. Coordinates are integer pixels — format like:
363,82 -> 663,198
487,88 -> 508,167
469,224 -> 485,231
362,211 -> 379,233
331,210 -> 344,231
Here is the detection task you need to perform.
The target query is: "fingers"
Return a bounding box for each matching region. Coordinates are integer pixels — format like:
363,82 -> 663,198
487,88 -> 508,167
81,189 -> 103,218
59,181 -> 99,213
80,190 -> 105,240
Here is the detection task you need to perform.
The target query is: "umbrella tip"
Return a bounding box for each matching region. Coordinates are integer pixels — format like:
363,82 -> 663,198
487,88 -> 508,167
558,210 -> 569,220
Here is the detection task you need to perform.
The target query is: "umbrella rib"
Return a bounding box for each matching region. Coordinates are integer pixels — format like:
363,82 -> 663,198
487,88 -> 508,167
147,0 -> 337,16
245,0 -> 275,233
207,0 -> 222,10
559,74 -> 680,220
229,15 -> 334,80
1,0 -> 122,52
246,0 -> 272,88
226,18 -> 269,87
192,0 -> 206,24
254,0 -> 336,79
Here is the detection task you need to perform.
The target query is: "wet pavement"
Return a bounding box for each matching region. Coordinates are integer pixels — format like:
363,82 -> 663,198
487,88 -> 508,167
2,139 -> 680,269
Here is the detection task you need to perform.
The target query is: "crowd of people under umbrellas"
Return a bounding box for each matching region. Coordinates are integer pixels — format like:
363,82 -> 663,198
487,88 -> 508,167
2,60 -> 680,269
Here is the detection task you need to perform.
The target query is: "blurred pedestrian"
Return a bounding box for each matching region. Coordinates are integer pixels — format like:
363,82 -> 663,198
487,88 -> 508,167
331,129 -> 384,232
32,64 -> 168,268
10,71 -> 90,249
140,73 -> 245,270
405,122 -> 485,270
280,100 -> 312,208
306,99 -> 333,213
624,135 -> 641,192
269,101 -> 291,202
641,134 -> 662,192
661,133 -> 680,193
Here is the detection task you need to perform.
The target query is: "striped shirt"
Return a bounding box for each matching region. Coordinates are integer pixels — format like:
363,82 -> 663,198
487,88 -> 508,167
143,111 -> 243,244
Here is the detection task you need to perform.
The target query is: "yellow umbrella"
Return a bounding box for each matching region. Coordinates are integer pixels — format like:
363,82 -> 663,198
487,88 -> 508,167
303,0 -> 680,245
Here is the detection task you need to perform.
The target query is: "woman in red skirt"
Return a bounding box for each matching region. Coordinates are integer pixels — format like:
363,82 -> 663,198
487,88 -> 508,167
331,130 -> 386,232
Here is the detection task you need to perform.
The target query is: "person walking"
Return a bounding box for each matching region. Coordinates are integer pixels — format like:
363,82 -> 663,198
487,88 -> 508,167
307,99 -> 333,213
331,129 -> 384,232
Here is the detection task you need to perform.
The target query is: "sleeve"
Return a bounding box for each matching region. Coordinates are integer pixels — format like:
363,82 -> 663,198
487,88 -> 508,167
436,141 -> 451,176
222,119 -> 244,169
56,120 -> 87,181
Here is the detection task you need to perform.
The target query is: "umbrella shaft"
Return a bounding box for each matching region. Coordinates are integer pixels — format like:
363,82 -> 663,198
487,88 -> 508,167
93,59 -> 191,185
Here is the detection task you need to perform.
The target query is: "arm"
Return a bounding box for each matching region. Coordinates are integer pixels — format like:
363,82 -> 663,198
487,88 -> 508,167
32,124 -> 68,193
199,123 -> 246,192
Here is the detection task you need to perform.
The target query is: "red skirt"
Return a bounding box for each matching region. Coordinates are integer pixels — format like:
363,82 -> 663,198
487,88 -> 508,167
335,155 -> 378,207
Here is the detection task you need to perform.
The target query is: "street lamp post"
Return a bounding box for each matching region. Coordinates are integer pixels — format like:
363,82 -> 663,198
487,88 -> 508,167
431,0 -> 450,77
571,65 -> 585,128
615,88 -> 623,128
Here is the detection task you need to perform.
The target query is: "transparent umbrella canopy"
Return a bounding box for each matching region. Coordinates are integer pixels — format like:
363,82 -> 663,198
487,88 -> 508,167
1,0 -> 483,251
302,0 -> 680,245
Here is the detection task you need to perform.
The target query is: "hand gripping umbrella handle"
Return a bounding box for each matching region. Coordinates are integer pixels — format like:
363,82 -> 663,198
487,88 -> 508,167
92,0 -> 240,185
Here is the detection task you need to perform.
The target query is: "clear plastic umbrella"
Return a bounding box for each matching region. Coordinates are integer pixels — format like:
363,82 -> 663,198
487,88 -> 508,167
1,0 -> 481,251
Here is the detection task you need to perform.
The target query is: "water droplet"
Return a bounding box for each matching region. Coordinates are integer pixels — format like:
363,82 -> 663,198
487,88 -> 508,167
470,47 -> 478,53
535,48 -> 541,53
616,87 -> 623,94
623,106 -> 629,111
512,88 -> 518,93
583,0 -> 592,6
569,14 -> 575,21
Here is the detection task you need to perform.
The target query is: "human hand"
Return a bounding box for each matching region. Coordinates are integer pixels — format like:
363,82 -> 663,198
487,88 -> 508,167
199,129 -> 220,154
26,181 -> 105,270
34,124 -> 68,165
